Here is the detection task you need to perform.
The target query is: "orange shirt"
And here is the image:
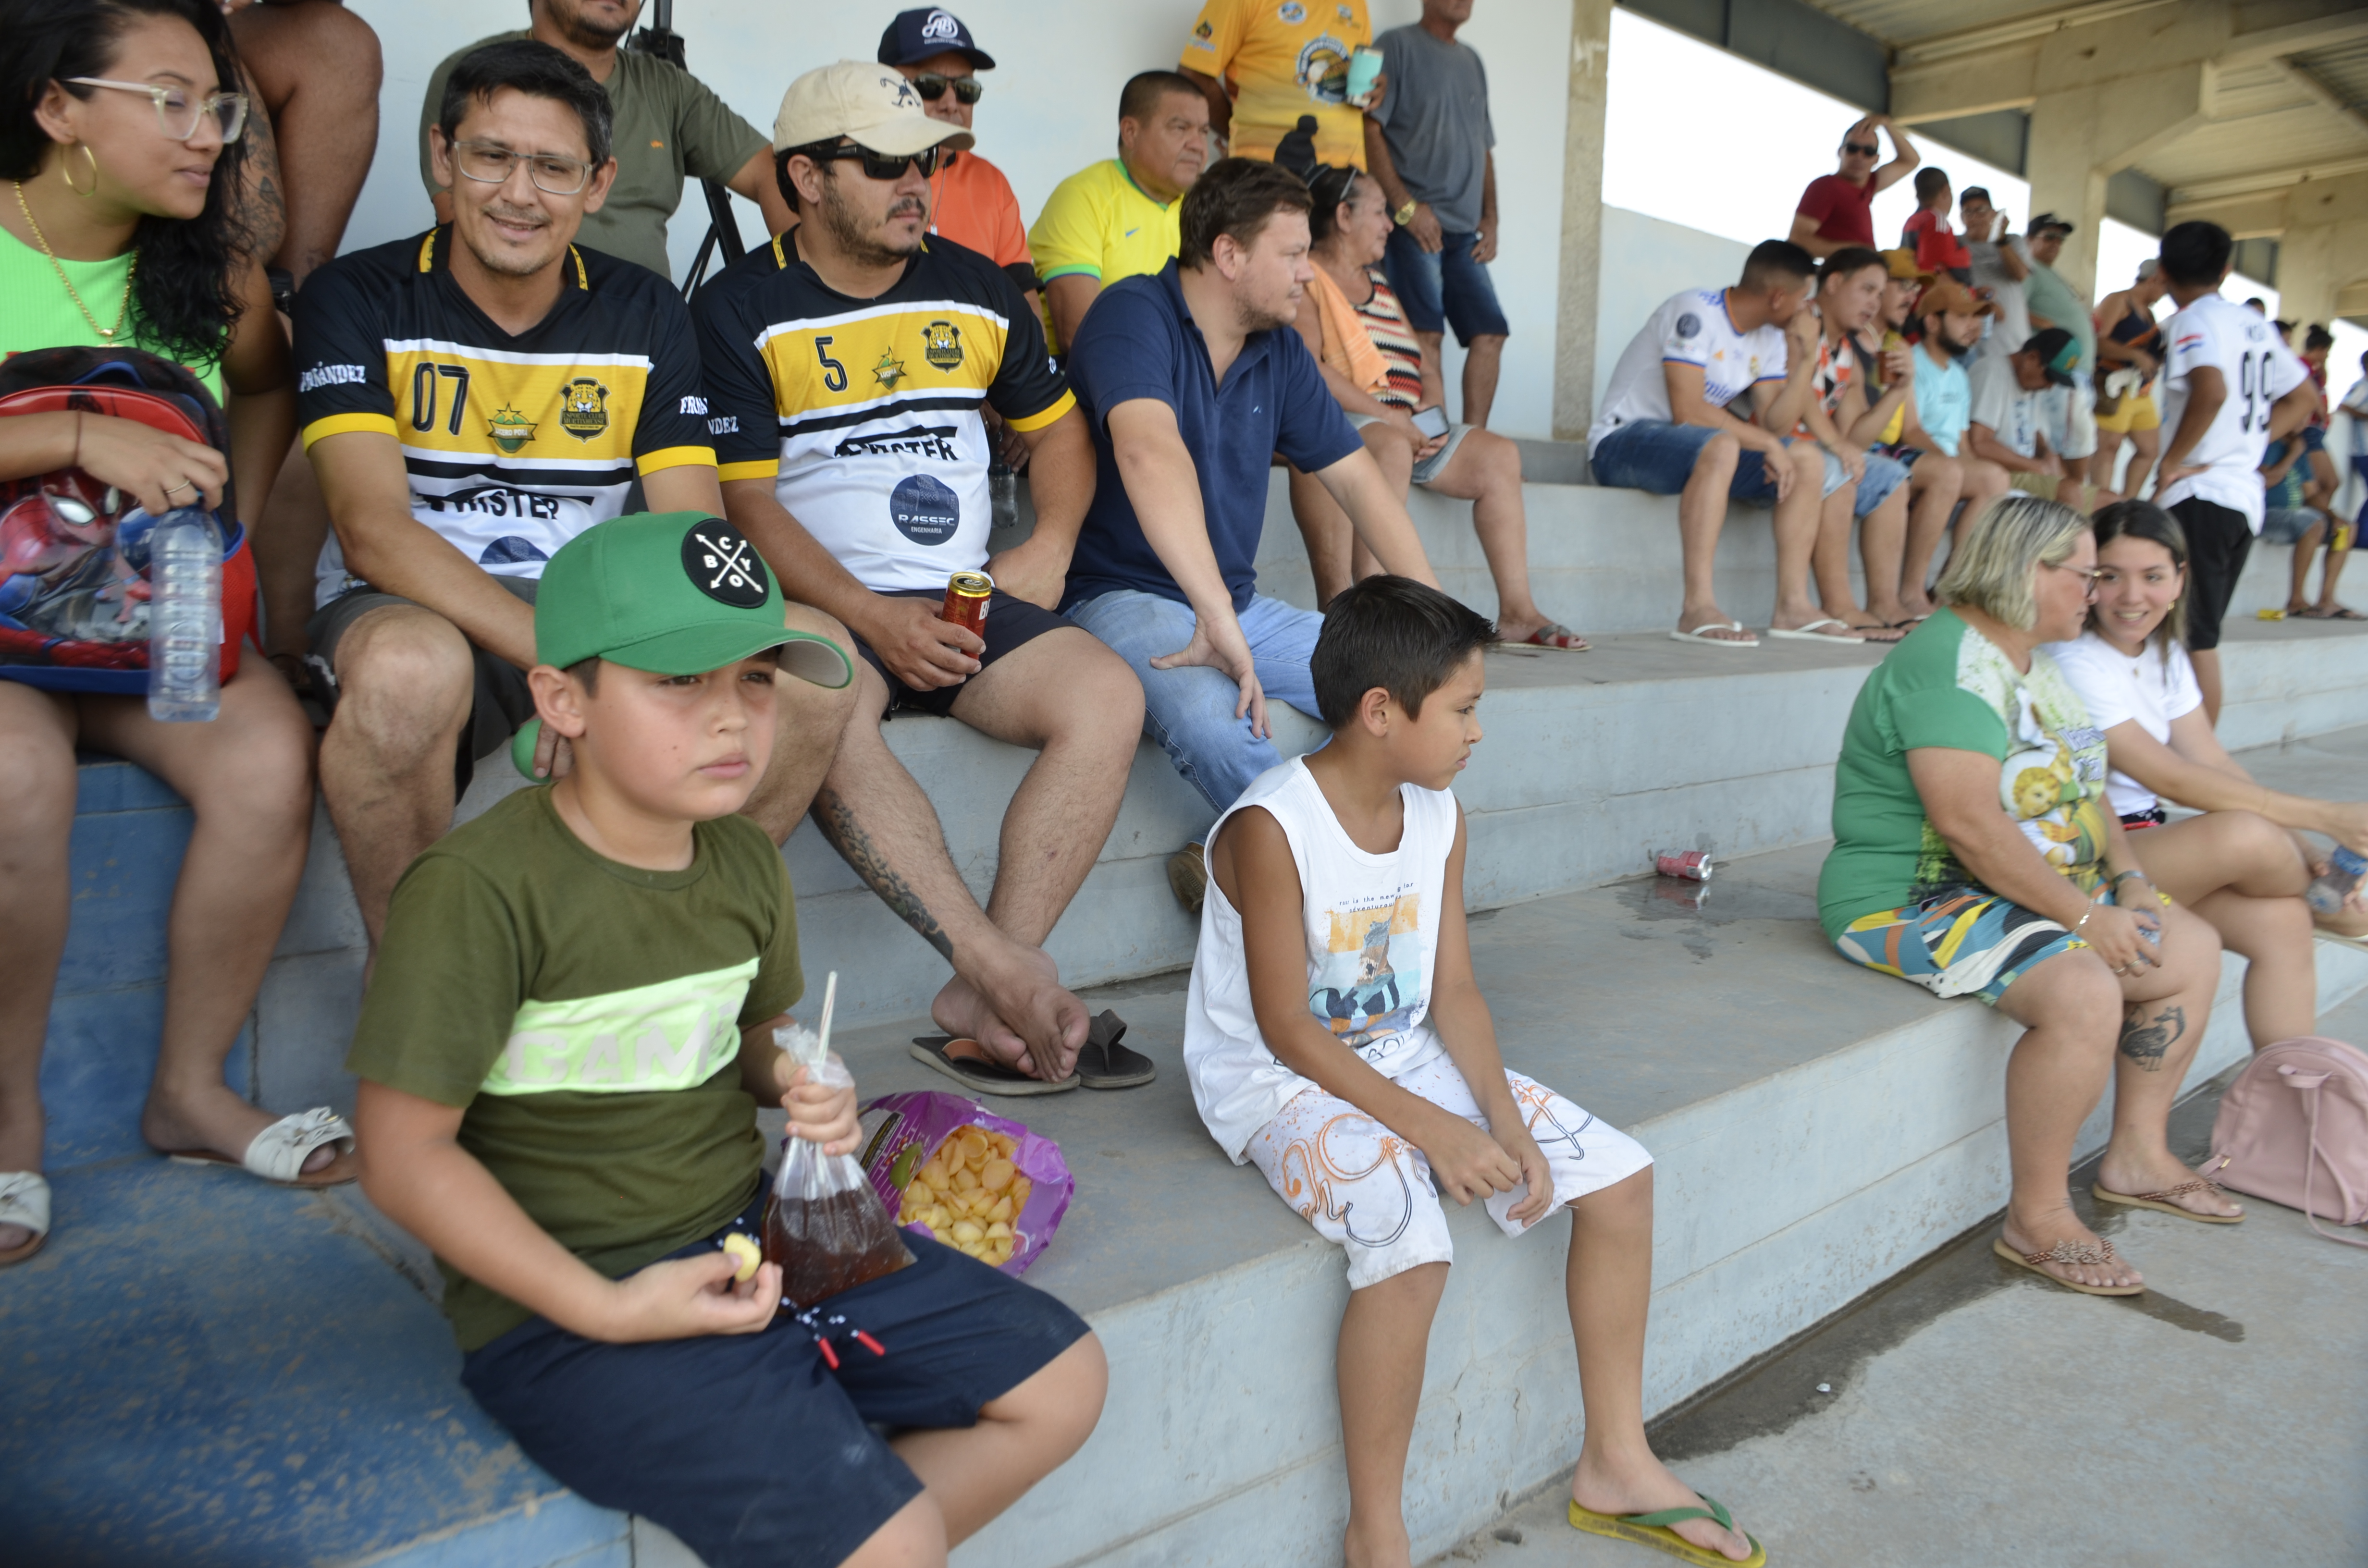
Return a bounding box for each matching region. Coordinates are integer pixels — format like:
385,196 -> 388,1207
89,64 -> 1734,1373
926,149 -> 1033,272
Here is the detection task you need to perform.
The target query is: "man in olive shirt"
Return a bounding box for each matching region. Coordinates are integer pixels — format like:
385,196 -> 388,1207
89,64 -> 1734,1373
419,0 -> 792,279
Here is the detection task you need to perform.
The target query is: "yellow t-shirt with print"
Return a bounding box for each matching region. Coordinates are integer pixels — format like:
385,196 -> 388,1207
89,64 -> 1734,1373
1183,0 -> 1371,169
1027,159 -> 1183,354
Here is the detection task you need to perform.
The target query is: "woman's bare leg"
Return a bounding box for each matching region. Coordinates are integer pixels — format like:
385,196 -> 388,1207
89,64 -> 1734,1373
2095,903 -> 2240,1215
2126,812 -> 2317,1046
0,684 -> 81,1249
1992,950 -> 2141,1288
1426,429 -> 1551,639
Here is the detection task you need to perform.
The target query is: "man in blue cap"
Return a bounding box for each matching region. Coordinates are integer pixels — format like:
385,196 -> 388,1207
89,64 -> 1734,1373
878,9 -> 1038,318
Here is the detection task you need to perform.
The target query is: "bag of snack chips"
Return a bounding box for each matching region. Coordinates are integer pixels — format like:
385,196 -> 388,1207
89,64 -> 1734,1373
856,1091 -> 1074,1276
762,1018 -> 913,1307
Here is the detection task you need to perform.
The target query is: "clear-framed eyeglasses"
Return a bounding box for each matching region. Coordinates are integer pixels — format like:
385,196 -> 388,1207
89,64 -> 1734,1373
446,138 -> 597,196
66,78 -> 248,143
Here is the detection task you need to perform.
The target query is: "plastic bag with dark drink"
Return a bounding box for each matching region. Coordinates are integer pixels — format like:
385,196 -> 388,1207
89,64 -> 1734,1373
761,975 -> 913,1307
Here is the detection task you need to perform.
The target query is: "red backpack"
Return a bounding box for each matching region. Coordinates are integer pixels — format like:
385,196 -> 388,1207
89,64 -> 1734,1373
0,346 -> 255,695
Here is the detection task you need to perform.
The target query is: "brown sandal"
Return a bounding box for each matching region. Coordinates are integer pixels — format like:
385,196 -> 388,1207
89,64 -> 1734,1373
1991,1234 -> 2145,1296
2092,1176 -> 2243,1224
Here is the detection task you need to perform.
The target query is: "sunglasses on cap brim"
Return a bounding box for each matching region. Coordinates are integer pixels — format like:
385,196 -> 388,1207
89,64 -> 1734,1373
909,73 -> 984,105
802,142 -> 945,180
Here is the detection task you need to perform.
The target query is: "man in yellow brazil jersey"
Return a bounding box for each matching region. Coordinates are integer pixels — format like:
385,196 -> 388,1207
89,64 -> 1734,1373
1180,0 -> 1380,169
296,41 -> 859,949
695,64 -> 1154,1097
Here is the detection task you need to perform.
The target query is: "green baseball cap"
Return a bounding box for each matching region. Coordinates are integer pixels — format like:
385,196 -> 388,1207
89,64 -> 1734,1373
511,512 -> 854,778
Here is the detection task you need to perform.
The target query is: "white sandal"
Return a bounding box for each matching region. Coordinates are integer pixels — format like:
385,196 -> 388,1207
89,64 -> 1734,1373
165,1106 -> 358,1188
0,1171 -> 50,1265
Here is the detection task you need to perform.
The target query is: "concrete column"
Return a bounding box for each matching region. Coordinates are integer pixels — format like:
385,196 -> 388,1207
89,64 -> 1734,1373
2023,62 -> 2206,297
2172,171 -> 2368,330
1550,0 -> 1612,446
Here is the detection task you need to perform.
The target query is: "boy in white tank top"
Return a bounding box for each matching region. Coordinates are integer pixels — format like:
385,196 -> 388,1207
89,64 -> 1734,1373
1184,579 -> 1764,1568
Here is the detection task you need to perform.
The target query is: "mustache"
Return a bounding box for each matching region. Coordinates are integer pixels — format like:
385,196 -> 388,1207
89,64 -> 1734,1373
886,197 -> 926,220
483,203 -> 547,227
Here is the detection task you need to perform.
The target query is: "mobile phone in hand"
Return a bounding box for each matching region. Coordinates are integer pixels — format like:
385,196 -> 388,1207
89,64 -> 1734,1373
1412,406 -> 1450,440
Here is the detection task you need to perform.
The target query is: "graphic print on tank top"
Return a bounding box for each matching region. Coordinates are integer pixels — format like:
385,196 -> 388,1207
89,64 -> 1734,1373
1308,890 -> 1427,1068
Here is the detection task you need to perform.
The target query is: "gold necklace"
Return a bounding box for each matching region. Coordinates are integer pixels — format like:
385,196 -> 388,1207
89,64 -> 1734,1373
12,180 -> 135,342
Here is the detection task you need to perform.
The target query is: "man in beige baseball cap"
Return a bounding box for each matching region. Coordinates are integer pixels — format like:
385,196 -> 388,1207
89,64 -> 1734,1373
772,59 -> 973,159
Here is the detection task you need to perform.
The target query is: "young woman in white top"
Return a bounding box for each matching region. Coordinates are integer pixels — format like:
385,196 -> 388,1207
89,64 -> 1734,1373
2046,500 -> 2368,1049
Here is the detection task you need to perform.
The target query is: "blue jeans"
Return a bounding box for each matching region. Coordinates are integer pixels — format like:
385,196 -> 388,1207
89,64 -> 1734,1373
1590,419 -> 1840,501
1382,225 -> 1509,344
1852,451 -> 1912,517
1066,588 -> 1323,816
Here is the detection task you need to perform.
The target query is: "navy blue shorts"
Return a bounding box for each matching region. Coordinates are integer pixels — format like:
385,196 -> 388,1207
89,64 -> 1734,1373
1383,225 -> 1510,345
460,1190 -> 1091,1568
852,588 -> 1071,718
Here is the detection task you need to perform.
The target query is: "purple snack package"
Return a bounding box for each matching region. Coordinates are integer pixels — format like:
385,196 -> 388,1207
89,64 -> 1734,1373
854,1090 -> 1074,1277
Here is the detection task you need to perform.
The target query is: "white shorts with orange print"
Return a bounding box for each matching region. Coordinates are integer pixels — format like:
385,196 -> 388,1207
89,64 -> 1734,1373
1243,1056 -> 1653,1290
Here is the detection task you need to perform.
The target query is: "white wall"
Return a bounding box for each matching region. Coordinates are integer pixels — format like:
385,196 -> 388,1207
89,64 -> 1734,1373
336,0 -> 1577,438
1592,204 -> 1746,412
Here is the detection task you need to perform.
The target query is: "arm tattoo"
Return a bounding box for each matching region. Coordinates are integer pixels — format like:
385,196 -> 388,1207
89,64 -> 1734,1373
811,787 -> 956,963
2118,1003 -> 2186,1072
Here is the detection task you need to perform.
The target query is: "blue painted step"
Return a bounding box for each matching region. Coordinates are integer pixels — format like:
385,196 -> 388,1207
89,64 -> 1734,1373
49,759 -> 252,1170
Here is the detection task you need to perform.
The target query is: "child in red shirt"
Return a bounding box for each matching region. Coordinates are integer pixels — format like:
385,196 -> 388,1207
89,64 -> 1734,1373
1901,168 -> 1972,279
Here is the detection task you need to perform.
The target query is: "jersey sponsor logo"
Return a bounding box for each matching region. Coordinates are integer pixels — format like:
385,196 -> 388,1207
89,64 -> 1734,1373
836,424 -> 960,461
872,351 -> 909,390
487,404 -> 538,454
423,484 -> 569,520
1337,3 -> 1353,17
890,473 -> 961,544
1280,1 -> 1306,22
921,319 -> 964,370
298,362 -> 369,393
1195,18 -> 1213,38
559,378 -> 611,441
682,520 -> 771,607
480,536 -> 551,566
678,394 -> 709,416
1296,34 -> 1350,101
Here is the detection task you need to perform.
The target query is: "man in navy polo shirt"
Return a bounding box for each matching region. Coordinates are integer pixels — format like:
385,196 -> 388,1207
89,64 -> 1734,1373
1061,158 -> 1441,912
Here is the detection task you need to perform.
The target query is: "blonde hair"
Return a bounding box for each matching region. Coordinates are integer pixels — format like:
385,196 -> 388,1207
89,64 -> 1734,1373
1935,493 -> 2091,631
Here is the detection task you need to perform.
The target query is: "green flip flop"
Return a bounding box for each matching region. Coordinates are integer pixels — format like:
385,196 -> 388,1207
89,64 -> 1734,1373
1568,1493 -> 1765,1567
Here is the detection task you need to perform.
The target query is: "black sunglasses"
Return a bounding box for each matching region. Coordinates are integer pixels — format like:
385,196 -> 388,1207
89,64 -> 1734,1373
804,142 -> 944,180
910,72 -> 984,105
1841,140 -> 1880,156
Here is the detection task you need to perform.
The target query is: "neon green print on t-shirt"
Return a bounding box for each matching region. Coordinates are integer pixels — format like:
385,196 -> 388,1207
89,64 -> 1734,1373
481,957 -> 759,1095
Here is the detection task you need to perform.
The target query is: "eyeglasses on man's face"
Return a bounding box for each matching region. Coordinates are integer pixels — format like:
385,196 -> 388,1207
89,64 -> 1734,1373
68,77 -> 248,143
805,142 -> 943,181
448,138 -> 597,196
908,73 -> 983,105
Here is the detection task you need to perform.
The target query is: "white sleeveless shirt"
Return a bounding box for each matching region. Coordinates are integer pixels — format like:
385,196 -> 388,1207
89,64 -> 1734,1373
1184,757 -> 1461,1161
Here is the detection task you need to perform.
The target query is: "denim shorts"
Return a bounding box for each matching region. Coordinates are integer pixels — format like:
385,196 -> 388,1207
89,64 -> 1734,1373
2260,508 -> 2324,546
1382,226 -> 1509,345
1590,420 -> 1844,501
1850,451 -> 1912,517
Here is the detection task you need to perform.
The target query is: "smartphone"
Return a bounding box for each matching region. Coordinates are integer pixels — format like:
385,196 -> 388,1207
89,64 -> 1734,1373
1412,405 -> 1450,440
1347,45 -> 1383,102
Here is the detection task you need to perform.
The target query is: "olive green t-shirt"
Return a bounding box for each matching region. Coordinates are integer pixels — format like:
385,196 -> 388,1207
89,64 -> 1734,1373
346,785 -> 803,1350
419,34 -> 770,280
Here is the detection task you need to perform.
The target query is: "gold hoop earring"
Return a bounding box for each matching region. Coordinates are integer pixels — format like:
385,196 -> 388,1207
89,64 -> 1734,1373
61,143 -> 99,198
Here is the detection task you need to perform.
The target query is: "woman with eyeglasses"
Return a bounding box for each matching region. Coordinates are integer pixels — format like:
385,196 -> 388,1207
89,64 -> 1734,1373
0,0 -> 333,1267
2043,500 -> 2368,1054
1286,162 -> 1585,650
1819,495 -> 2237,1298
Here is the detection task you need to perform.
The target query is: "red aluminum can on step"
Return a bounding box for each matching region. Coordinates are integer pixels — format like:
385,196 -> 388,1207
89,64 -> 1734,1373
941,570 -> 993,639
1654,848 -> 1714,882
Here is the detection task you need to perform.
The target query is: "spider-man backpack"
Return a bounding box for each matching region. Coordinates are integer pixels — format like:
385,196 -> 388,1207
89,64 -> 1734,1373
0,345 -> 256,694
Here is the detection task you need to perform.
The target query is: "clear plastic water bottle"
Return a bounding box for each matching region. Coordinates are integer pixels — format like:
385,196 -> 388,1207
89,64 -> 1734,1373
145,506 -> 222,722
988,458 -> 1018,535
2305,845 -> 2368,916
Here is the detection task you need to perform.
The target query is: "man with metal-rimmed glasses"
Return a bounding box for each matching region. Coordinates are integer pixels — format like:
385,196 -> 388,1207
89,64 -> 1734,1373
696,62 -> 1152,1096
295,40 -> 860,951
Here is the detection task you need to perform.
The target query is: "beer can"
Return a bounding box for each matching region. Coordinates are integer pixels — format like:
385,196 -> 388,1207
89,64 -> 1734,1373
1654,848 -> 1713,882
941,571 -> 993,639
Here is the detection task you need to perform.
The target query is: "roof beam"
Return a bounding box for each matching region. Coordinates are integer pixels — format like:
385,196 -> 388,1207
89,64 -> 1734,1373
2273,58 -> 2368,139
1893,0 -> 2175,69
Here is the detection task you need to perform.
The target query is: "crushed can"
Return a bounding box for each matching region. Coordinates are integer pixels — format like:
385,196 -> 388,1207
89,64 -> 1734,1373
1654,848 -> 1714,882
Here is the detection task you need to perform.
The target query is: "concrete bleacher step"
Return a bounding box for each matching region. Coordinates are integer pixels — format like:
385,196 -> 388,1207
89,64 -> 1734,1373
17,815 -> 2368,1566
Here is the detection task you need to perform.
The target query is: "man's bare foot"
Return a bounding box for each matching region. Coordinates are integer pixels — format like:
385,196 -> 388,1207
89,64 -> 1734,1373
931,945 -> 1087,1081
140,1083 -> 338,1177
1572,1445 -> 1754,1562
2097,1150 -> 2244,1219
2000,1203 -> 2145,1290
1675,603 -> 1754,643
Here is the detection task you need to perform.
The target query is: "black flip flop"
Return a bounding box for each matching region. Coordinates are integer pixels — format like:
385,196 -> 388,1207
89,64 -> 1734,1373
908,1035 -> 1080,1096
1077,1010 -> 1156,1090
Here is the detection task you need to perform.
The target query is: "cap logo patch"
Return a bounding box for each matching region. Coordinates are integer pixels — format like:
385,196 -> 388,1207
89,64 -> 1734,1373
683,522 -> 771,607
921,10 -> 961,41
885,74 -> 922,109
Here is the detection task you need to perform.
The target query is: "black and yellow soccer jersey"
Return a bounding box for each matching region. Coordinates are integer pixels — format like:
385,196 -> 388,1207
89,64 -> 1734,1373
693,230 -> 1072,595
293,227 -> 715,604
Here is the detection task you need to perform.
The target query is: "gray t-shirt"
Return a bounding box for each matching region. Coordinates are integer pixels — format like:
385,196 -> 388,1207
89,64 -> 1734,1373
1370,24 -> 1494,233
420,33 -> 769,281
1967,352 -> 2046,459
1965,239 -> 2029,367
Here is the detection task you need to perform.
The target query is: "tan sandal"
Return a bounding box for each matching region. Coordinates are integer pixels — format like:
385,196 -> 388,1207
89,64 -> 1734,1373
2092,1176 -> 2243,1225
1992,1235 -> 2144,1296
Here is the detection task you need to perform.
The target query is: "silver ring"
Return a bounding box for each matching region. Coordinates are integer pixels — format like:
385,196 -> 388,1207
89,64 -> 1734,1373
163,478 -> 189,495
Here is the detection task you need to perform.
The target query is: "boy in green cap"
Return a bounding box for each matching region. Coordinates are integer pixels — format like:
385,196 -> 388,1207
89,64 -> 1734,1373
349,512 -> 1107,1568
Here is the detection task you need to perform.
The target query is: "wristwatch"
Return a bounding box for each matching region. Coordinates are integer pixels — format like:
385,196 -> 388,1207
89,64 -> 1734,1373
1393,199 -> 1418,227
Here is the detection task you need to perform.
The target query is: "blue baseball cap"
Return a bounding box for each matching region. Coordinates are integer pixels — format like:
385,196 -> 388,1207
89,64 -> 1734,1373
878,8 -> 994,70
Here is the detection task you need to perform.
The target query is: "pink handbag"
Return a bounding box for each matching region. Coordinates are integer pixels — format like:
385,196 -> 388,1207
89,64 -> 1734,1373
2206,1036 -> 2368,1248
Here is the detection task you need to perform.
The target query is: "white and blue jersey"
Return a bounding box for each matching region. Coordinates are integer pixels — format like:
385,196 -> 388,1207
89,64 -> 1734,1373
1588,287 -> 1790,454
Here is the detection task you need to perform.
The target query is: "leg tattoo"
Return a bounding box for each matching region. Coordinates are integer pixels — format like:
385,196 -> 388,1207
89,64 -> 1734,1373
811,788 -> 956,963
2118,1003 -> 2186,1073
